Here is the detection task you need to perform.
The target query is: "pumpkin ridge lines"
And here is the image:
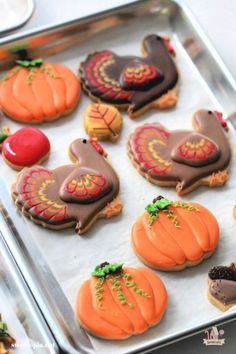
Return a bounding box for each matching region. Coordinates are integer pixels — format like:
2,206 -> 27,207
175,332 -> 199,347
30,71 -> 49,118
78,280 -> 125,338
102,278 -> 132,333
142,214 -> 175,263
27,68 -> 45,120
42,68 -> 59,115
123,269 -> 151,326
171,207 -> 204,260
45,63 -> 66,114
137,269 -> 157,319
177,205 -> 210,252
133,218 -> 174,266
156,214 -> 186,264
142,212 -> 176,263
89,278 -> 125,333
190,202 -> 215,251
107,276 -> 137,331
116,274 -> 149,330
11,69 -> 32,117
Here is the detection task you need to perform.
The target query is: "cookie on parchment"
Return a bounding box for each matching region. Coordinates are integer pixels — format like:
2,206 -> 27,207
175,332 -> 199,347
79,34 -> 178,118
0,58 -> 80,123
12,138 -> 122,235
127,110 -> 231,195
76,262 -> 167,339
208,263 -> 236,311
131,196 -> 219,271
2,127 -> 50,170
84,103 -> 122,142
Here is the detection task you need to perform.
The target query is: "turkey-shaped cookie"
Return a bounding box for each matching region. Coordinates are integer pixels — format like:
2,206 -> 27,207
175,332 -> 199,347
12,139 -> 122,234
128,110 -> 231,195
208,263 -> 236,311
80,34 -> 178,118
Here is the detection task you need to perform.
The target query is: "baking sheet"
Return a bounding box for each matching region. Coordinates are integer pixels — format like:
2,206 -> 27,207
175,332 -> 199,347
1,11 -> 236,354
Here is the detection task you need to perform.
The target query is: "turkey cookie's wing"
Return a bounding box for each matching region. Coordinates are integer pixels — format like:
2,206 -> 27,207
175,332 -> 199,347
59,167 -> 113,204
119,60 -> 164,91
129,123 -> 172,176
13,166 -> 69,224
171,132 -> 221,167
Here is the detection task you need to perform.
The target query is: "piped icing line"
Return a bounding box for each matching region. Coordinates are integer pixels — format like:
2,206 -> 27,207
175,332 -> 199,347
92,262 -> 151,309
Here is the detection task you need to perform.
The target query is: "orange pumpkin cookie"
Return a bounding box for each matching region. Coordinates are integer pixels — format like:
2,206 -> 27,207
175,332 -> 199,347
0,58 -> 80,123
132,196 -> 219,271
84,103 -> 122,142
76,262 -> 167,340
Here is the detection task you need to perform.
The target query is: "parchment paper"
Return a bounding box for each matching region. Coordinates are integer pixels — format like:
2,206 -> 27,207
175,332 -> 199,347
1,13 -> 236,354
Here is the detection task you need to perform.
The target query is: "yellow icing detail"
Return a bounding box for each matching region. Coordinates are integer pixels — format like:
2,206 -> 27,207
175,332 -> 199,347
38,179 -> 65,209
98,58 -> 120,87
148,139 -> 171,167
186,139 -> 206,150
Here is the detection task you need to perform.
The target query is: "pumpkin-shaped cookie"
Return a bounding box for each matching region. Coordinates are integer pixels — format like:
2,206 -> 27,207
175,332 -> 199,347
0,58 -> 80,123
132,196 -> 219,271
76,262 -> 167,339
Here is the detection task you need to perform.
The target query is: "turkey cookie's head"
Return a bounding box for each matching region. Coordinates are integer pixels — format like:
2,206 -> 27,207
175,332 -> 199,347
69,138 -> 106,163
208,263 -> 236,311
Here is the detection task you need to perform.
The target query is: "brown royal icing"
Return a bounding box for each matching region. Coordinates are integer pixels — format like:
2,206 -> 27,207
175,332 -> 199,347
128,110 -> 231,194
12,139 -> 120,234
80,35 -> 178,115
209,264 -> 236,305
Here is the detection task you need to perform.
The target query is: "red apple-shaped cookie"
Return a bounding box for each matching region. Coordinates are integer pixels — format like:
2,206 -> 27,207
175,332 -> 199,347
2,127 -> 50,170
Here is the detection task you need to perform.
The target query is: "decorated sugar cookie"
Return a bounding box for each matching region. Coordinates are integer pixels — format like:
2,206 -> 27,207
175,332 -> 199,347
76,262 -> 167,339
80,34 -> 178,118
84,103 -> 122,141
12,138 -> 122,234
131,196 -> 219,271
0,58 -> 80,123
208,263 -> 236,311
2,127 -> 50,170
128,110 -> 231,195
0,314 -> 16,352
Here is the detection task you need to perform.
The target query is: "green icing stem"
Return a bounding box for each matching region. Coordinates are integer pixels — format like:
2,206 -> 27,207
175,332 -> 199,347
0,131 -> 8,143
145,196 -> 199,227
92,263 -> 151,308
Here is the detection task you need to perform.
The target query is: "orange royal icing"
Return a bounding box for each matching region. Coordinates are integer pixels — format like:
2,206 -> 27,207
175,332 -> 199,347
0,61 -> 80,123
132,202 -> 219,269
76,266 -> 167,339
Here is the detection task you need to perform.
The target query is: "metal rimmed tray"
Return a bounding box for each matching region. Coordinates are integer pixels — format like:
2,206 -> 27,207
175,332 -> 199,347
1,0 -> 236,353
0,211 -> 59,354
